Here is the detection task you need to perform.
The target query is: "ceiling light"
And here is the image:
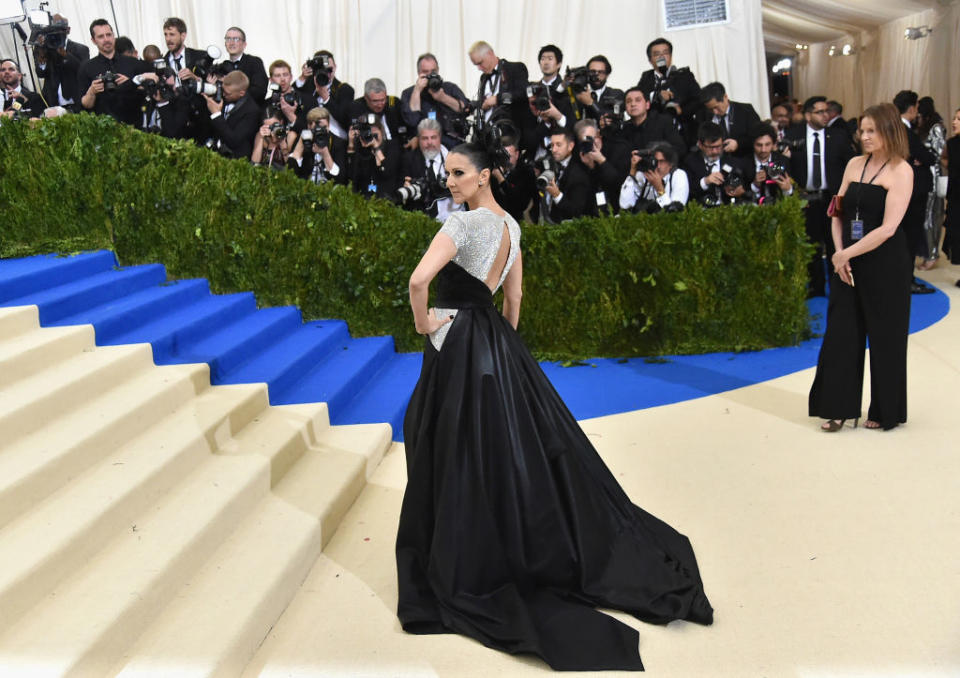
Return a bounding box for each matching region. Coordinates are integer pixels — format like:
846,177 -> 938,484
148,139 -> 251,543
772,57 -> 792,74
842,44 -> 855,56
904,26 -> 933,40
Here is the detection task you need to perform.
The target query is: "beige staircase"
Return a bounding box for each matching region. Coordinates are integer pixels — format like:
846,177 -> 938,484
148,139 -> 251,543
0,305 -> 392,676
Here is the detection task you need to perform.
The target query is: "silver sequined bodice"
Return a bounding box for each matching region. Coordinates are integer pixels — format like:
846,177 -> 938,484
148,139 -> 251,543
430,208 -> 521,350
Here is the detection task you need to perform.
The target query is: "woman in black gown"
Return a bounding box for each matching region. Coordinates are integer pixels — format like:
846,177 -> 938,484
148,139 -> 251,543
809,103 -> 915,431
396,134 -> 713,671
942,108 -> 960,275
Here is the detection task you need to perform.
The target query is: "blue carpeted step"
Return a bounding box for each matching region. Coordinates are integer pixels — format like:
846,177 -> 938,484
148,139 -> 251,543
106,292 -> 258,364
50,279 -> 210,343
273,335 -> 396,416
333,352 -> 422,438
176,306 -> 304,382
0,251 -> 117,304
217,319 -> 351,397
1,265 -> 167,325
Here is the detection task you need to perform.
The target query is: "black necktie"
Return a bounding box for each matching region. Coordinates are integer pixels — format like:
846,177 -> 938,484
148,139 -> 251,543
812,132 -> 822,189
174,56 -> 182,71
720,115 -> 729,138
591,91 -> 598,103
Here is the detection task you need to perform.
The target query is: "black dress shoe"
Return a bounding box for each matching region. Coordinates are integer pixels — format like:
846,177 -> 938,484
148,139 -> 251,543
911,281 -> 935,294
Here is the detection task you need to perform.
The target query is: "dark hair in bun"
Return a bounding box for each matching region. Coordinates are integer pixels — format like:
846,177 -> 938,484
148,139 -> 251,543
449,125 -> 511,175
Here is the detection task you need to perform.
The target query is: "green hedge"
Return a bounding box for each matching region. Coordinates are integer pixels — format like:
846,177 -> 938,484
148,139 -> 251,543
0,114 -> 811,357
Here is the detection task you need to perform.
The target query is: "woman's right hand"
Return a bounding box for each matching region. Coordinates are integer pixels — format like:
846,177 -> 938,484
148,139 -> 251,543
416,308 -> 453,335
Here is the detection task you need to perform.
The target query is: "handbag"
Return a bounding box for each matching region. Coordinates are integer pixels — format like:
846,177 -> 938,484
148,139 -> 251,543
826,194 -> 843,219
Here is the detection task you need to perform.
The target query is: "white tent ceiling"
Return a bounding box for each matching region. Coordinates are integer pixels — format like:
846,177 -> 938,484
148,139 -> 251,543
762,0 -> 951,52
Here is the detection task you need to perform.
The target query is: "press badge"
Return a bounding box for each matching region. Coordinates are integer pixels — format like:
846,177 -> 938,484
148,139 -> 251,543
596,191 -> 607,207
851,216 -> 864,241
367,182 -> 378,194
427,110 -> 437,120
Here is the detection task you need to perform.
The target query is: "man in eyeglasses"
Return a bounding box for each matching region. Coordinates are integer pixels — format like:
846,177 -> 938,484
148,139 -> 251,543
220,27 -> 268,105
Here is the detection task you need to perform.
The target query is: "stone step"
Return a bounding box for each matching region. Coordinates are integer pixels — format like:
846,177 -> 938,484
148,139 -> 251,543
0,305 -> 41,341
0,452 -> 271,677
0,342 -> 154,446
0,322 -> 95,386
0,382 -> 268,630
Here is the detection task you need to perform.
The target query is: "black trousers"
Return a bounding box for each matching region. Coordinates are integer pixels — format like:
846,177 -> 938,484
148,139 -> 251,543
804,195 -> 832,296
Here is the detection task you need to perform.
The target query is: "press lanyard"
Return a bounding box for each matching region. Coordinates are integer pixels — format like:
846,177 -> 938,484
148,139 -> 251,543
853,154 -> 888,222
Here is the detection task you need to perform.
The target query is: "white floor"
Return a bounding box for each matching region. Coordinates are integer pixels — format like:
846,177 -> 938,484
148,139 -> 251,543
242,265 -> 960,677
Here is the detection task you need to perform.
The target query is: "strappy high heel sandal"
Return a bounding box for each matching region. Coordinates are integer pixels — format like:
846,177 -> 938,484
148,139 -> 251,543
821,418 -> 858,432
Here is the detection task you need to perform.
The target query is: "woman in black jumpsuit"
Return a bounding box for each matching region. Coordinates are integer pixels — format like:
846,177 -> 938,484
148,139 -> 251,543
809,103 -> 916,431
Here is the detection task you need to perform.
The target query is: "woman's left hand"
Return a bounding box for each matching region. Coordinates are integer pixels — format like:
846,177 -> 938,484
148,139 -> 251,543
832,249 -> 853,286
415,308 -> 453,335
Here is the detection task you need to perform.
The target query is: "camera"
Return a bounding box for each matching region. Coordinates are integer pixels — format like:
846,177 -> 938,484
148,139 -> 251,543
179,79 -> 221,102
99,71 -> 119,91
396,173 -> 449,207
301,127 -> 329,151
269,121 -> 289,139
307,54 -> 333,87
526,83 -> 551,112
634,151 -> 658,173
351,113 -> 377,145
426,73 -> 444,92
763,158 -> 788,180
536,169 -> 556,191
189,45 -> 223,81
565,66 -> 589,94
721,163 -> 745,191
578,135 -> 595,155
26,8 -> 68,51
267,83 -> 298,110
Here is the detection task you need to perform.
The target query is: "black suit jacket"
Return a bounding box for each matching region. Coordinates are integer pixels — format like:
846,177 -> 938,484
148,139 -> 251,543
605,110 -> 686,160
209,94 -> 260,159
36,39 -> 89,111
223,53 -> 268,106
697,100 -> 761,158
478,59 -> 535,151
298,78 -> 355,131
546,159 -> 594,222
783,124 -> 854,195
290,133 -> 347,185
638,66 -> 700,119
346,95 -> 411,147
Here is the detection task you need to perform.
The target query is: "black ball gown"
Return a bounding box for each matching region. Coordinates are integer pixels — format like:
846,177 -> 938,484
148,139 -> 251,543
396,208 -> 713,671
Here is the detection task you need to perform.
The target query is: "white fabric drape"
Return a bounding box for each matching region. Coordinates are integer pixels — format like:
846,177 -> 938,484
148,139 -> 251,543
2,0 -> 769,115
794,3 -> 959,119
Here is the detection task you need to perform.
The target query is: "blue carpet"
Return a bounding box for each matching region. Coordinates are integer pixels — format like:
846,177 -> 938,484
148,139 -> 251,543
0,251 -> 949,440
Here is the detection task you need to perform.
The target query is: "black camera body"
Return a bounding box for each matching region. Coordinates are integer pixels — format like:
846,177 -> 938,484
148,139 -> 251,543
526,83 -> 551,112
635,151 -> 658,173
565,66 -> 589,94
301,127 -> 330,151
396,172 -> 449,207
352,114 -> 376,145
721,163 -> 745,191
426,73 -> 444,92
269,121 -> 290,139
307,55 -> 333,87
763,158 -> 788,181
99,71 -> 119,91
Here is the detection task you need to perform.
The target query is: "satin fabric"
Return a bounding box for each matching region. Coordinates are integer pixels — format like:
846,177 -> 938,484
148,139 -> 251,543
396,261 -> 714,671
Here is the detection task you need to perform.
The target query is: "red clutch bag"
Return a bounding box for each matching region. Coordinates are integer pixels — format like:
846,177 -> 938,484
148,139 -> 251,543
826,194 -> 844,219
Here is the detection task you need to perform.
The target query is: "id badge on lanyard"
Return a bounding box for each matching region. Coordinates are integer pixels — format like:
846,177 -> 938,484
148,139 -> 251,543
851,210 -> 864,241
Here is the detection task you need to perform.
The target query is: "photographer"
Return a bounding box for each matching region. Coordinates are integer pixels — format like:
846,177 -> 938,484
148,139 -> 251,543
400,53 -> 470,150
573,118 -> 629,215
288,107 -> 346,184
79,19 -> 151,126
296,50 -> 354,135
698,81 -> 761,158
398,118 -> 463,221
202,70 -> 260,159
619,142 -> 689,213
539,128 -> 594,223
606,87 -> 686,163
346,115 -> 400,199
469,41 -> 533,152
1,60 -> 45,120
637,38 -> 701,146
218,27 -> 268,105
137,69 -> 190,137
265,60 -> 304,133
491,134 -> 538,222
346,78 -> 410,150
748,124 -> 793,205
32,13 -> 89,114
682,121 -> 753,206
571,55 -> 624,130
251,112 -> 296,169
